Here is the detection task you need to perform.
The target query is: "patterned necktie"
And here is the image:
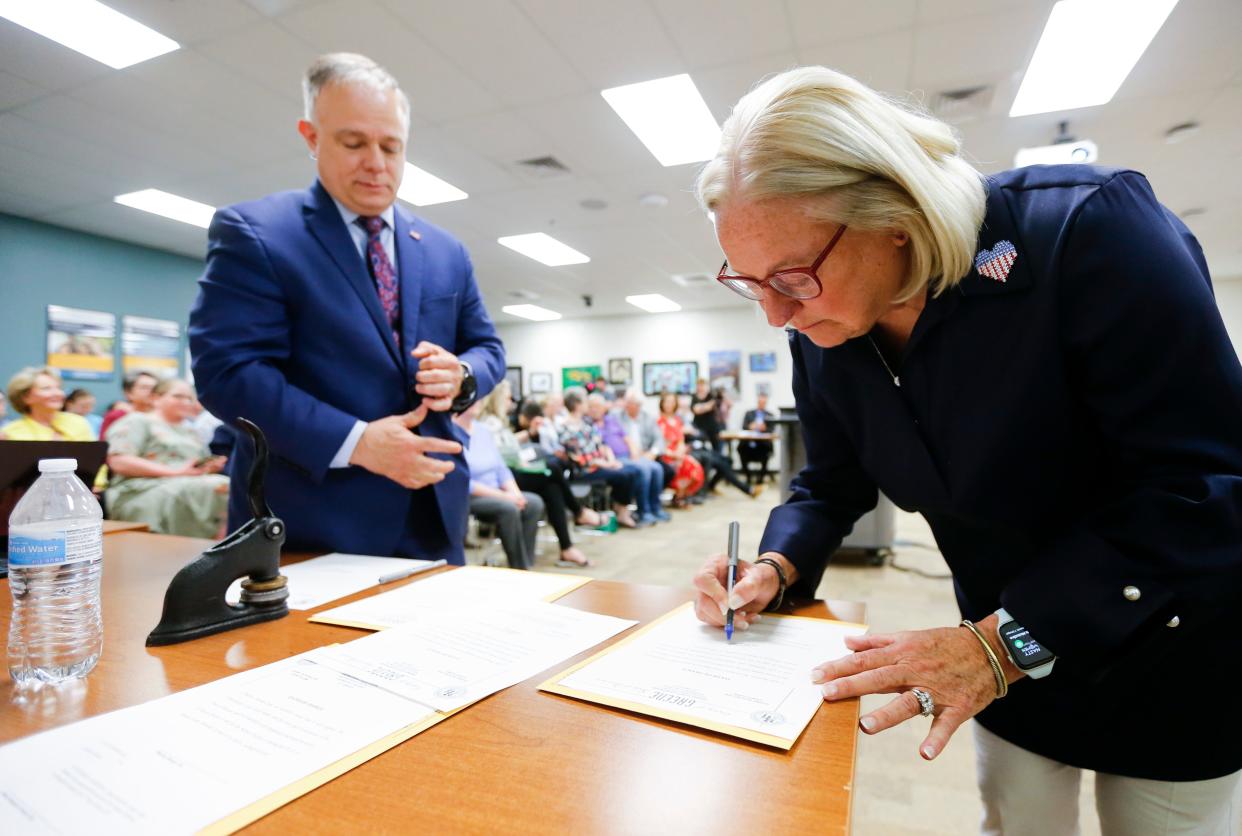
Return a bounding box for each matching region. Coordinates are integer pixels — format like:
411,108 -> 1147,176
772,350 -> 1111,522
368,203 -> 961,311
359,216 -> 400,347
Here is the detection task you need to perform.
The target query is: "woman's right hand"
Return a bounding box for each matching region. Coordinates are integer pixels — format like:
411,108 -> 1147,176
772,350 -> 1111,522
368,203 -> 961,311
176,461 -> 207,476
692,553 -> 781,632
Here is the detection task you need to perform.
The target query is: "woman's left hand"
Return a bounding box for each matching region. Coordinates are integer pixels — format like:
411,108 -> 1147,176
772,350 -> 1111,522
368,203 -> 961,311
811,624 -> 1006,761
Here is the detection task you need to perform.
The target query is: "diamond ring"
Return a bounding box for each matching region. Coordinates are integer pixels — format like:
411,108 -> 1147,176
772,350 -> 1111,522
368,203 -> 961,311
912,687 -> 935,717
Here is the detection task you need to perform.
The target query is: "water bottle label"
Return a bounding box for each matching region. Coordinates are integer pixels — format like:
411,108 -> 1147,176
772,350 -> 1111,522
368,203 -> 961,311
9,525 -> 102,567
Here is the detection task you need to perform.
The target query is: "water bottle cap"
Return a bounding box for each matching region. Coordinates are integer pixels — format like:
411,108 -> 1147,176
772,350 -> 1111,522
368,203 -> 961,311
38,458 -> 78,473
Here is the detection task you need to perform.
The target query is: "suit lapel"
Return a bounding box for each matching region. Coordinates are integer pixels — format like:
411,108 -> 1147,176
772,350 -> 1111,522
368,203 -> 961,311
302,181 -> 402,368
393,206 -> 425,372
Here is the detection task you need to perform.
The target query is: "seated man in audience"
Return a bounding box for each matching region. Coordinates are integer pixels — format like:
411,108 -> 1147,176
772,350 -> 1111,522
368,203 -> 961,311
99,370 -> 158,440
738,392 -> 775,483
618,387 -> 675,505
2,367 -> 95,442
453,401 -> 544,570
106,379 -> 229,539
588,393 -> 668,524
63,388 -> 102,439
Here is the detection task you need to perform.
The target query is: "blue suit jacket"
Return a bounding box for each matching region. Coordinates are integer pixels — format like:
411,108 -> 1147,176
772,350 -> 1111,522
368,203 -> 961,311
188,181 -> 505,562
760,167 -> 1242,780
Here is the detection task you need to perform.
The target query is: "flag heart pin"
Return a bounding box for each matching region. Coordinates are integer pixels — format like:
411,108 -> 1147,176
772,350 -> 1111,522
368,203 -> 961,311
974,240 -> 1017,282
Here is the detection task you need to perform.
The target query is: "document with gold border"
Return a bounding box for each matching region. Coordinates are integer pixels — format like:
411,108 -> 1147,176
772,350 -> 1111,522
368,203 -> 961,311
540,602 -> 867,749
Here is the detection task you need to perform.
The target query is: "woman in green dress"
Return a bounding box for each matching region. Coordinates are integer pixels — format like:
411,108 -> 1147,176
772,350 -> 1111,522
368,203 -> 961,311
105,378 -> 229,539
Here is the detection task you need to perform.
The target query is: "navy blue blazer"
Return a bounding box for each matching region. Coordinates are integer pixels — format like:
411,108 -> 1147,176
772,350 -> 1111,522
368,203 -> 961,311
188,181 -> 505,563
759,166 -> 1242,780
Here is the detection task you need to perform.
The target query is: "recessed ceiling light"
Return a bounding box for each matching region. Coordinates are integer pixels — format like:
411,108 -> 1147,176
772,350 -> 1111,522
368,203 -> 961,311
502,304 -> 562,321
497,233 -> 589,266
0,0 -> 179,69
113,189 -> 214,228
1010,0 -> 1179,117
638,192 -> 669,208
397,162 -> 467,206
601,74 -> 721,166
625,294 -> 681,313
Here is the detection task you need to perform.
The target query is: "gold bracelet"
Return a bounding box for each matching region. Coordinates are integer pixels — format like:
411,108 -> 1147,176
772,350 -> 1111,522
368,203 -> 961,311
960,620 -> 1008,699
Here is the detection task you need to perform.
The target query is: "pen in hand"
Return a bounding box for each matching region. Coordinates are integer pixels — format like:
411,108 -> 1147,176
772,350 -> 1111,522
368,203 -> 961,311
725,521 -> 739,641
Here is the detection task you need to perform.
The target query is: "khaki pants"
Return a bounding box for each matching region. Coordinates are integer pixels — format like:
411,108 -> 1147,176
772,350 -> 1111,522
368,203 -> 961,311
975,722 -> 1241,835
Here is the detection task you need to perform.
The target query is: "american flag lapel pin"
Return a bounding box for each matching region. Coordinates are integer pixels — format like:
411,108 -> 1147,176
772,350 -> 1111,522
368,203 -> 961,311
974,240 -> 1017,282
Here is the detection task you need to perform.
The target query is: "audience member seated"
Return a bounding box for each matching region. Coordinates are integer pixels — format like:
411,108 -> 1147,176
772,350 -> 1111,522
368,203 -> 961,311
99,370 -> 158,440
559,390 -> 642,528
690,378 -> 724,454
738,393 -> 775,483
480,382 -> 593,567
2,367 -> 95,442
588,393 -> 668,524
656,392 -> 705,506
63,388 -> 102,438
105,379 -> 228,539
618,387 -> 676,499
454,401 -> 545,570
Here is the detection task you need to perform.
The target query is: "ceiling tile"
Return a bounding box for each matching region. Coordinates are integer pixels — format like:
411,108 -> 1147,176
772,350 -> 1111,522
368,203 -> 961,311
786,0 -> 917,47
105,0 -> 264,45
650,0 -> 795,68
910,4 -> 1047,94
0,70 -> 45,110
797,29 -> 915,95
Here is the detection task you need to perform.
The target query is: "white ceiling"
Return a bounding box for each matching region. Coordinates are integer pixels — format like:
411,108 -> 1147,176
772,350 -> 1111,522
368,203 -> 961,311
1,0 -> 1239,322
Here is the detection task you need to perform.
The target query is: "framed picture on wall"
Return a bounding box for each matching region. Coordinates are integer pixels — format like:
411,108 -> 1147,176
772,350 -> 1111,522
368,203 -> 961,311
562,365 -> 602,391
529,372 -> 552,394
46,305 -> 116,381
642,361 -> 698,396
504,366 -> 523,401
749,351 -> 777,373
608,357 -> 632,385
708,349 -> 741,393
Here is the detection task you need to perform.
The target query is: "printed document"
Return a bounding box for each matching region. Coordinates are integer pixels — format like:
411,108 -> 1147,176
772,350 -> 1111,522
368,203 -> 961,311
228,553 -> 443,611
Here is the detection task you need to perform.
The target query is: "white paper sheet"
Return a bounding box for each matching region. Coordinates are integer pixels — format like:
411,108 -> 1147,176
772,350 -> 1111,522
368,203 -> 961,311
310,565 -> 589,630
310,599 -> 636,712
224,553 -> 443,611
548,604 -> 867,745
0,654 -> 438,835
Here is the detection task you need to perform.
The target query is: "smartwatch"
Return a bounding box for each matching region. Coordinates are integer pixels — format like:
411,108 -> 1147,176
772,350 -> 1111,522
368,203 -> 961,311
449,362 -> 477,414
995,607 -> 1056,679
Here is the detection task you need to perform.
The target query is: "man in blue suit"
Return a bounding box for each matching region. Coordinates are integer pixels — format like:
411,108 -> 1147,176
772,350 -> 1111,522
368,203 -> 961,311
189,53 -> 504,564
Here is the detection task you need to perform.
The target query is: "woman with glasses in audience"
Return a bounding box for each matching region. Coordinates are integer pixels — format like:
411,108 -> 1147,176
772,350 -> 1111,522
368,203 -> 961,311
689,66 -> 1242,834
105,378 -> 228,538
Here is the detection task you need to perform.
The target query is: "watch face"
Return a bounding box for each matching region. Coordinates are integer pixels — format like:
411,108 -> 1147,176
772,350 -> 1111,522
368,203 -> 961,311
999,620 -> 1055,669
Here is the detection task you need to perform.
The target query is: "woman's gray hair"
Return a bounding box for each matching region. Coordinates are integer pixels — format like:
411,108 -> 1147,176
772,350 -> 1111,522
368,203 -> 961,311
303,52 -> 410,129
696,66 -> 986,300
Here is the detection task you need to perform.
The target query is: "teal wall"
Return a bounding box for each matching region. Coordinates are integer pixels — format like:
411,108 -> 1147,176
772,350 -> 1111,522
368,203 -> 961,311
0,213 -> 203,413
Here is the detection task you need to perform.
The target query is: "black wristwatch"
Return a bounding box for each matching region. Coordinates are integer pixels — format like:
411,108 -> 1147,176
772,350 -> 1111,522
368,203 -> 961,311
449,362 -> 477,414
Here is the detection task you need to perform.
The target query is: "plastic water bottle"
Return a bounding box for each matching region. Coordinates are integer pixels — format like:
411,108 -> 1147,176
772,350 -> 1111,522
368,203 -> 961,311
7,458 -> 104,687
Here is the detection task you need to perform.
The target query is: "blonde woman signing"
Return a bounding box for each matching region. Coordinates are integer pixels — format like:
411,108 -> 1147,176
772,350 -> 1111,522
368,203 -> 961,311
105,379 -> 229,539
689,67 -> 1242,834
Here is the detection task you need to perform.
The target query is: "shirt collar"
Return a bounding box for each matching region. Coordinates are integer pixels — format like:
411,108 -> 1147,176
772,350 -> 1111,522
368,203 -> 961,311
330,196 -> 395,232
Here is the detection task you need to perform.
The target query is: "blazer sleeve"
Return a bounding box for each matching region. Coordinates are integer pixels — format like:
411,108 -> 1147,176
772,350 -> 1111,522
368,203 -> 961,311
188,207 -> 360,483
452,243 -> 506,401
758,334 -> 879,597
1002,171 -> 1242,676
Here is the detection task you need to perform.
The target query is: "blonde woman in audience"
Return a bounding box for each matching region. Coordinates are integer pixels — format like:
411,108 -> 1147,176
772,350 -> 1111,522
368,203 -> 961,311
105,378 -> 228,539
478,381 -> 595,566
2,367 -> 94,442
656,391 -> 705,506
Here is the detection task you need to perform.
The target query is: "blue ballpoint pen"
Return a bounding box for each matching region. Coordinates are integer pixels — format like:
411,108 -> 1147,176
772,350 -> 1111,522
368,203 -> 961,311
725,521 -> 740,641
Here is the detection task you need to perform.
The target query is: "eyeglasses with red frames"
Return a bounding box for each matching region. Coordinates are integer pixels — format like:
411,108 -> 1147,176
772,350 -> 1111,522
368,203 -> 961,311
715,224 -> 847,301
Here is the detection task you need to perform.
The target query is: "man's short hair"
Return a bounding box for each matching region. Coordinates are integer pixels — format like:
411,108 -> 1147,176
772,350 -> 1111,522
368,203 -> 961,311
303,52 -> 410,130
520,400 -> 543,422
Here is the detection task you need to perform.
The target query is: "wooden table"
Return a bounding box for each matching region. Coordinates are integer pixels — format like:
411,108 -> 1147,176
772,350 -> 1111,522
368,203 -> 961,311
0,533 -> 865,834
101,519 -> 149,535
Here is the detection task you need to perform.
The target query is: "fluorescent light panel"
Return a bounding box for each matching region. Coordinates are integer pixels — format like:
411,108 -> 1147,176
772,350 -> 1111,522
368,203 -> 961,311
114,189 -> 214,228
497,233 -> 589,266
625,294 -> 681,313
0,0 -> 179,69
601,74 -> 721,166
502,304 -> 562,321
397,162 -> 468,206
1010,0 -> 1179,117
